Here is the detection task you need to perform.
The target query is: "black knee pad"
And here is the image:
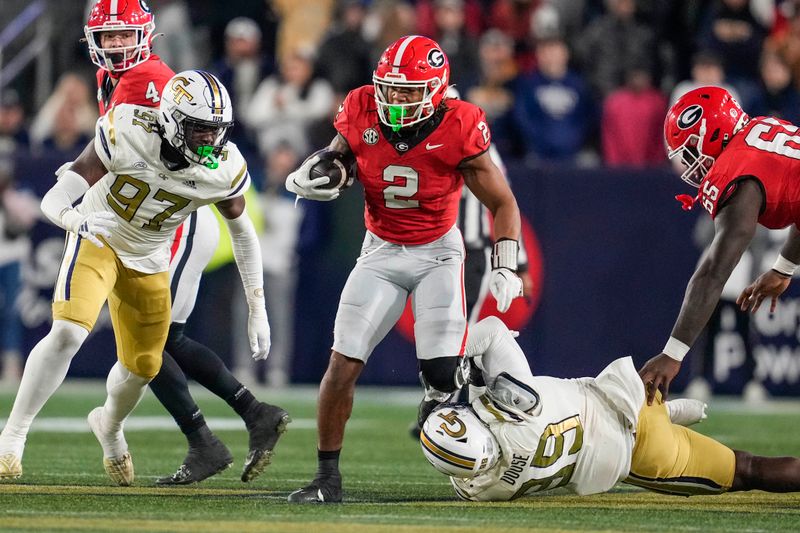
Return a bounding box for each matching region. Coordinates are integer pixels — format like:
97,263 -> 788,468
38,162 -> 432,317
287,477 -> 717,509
419,356 -> 463,393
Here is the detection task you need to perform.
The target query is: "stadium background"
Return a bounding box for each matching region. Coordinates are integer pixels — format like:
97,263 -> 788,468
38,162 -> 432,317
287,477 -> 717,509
2,0 -> 800,396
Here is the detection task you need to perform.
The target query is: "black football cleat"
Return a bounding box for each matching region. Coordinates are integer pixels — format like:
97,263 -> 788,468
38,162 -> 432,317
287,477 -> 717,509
241,402 -> 291,482
287,475 -> 342,503
156,435 -> 233,485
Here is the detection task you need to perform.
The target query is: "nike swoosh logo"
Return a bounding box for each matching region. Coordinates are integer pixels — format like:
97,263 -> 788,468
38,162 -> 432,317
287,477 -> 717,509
426,143 -> 444,150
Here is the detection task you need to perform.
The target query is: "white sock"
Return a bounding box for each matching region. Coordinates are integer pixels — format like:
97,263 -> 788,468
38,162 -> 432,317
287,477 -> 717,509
0,321 -> 87,457
101,362 -> 150,435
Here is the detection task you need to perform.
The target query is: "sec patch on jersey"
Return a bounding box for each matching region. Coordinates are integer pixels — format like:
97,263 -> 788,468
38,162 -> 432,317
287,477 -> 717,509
310,151 -> 354,190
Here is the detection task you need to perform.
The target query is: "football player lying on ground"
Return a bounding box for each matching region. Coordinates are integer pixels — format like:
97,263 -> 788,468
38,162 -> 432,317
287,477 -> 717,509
421,316 -> 800,500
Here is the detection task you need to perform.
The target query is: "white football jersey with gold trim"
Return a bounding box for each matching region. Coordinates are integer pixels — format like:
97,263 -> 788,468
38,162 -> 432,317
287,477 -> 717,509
452,357 -> 643,501
78,103 -> 250,273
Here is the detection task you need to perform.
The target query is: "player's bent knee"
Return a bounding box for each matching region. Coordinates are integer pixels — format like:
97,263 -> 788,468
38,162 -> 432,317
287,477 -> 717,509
48,320 -> 89,354
420,356 -> 462,393
164,322 -> 186,353
129,353 -> 162,381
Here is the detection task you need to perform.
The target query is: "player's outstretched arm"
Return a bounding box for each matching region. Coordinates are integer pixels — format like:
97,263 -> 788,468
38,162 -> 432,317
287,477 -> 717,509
462,151 -> 522,312
737,225 -> 800,313
40,139 -> 117,248
639,180 -> 762,404
216,195 -> 270,360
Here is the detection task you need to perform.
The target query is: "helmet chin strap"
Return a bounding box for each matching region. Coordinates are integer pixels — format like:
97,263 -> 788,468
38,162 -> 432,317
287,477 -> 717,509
196,145 -> 219,169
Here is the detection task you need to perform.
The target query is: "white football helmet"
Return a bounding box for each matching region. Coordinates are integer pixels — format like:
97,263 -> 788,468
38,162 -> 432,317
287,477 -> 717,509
159,70 -> 234,169
420,405 -> 500,478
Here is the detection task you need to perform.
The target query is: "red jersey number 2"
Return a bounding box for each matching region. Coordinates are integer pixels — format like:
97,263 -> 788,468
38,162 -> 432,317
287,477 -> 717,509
383,165 -> 420,209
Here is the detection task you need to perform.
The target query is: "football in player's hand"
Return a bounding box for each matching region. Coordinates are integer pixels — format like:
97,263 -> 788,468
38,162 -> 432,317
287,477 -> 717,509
309,151 -> 353,190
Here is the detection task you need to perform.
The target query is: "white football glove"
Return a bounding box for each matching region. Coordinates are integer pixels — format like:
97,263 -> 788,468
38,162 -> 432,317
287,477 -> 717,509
60,209 -> 118,248
490,268 -> 523,313
247,308 -> 271,360
285,155 -> 340,202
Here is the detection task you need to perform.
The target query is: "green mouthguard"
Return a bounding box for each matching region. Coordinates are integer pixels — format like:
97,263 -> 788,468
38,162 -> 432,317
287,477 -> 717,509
196,145 -> 219,169
388,105 -> 406,132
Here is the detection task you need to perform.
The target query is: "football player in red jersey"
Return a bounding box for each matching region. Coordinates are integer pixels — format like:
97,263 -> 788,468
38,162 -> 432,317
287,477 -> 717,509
0,0 -> 288,485
85,0 -> 165,113
285,35 -> 523,503
640,85 -> 800,404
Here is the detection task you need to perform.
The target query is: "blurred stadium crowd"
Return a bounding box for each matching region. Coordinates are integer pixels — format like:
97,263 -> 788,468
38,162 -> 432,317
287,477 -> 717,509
6,0 -> 800,167
1,0 -> 800,387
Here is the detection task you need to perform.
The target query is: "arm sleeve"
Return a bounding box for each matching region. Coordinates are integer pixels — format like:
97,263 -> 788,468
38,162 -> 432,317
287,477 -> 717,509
223,208 -> 265,310
40,170 -> 90,229
466,316 -> 533,383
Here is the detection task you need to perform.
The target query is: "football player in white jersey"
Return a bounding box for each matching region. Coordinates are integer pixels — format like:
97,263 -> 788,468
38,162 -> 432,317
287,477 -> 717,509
0,71 -> 273,486
422,317 -> 800,500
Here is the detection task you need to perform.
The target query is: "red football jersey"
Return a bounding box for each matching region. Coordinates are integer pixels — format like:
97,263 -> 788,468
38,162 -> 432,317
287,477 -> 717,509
335,85 -> 491,245
95,55 -> 174,115
699,116 -> 800,229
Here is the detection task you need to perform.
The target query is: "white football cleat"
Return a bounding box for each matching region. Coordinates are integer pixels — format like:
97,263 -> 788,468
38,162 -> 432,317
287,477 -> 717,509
666,399 -> 707,427
0,453 -> 22,480
88,407 -> 134,486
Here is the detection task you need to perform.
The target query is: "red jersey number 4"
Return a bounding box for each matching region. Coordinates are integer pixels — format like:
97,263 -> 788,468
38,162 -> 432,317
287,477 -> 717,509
145,81 -> 160,104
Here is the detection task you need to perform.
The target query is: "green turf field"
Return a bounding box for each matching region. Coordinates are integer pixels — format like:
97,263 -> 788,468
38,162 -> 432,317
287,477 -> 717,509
1,382 -> 800,532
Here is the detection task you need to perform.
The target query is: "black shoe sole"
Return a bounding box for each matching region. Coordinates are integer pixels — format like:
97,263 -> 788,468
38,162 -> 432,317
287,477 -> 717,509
241,413 -> 291,482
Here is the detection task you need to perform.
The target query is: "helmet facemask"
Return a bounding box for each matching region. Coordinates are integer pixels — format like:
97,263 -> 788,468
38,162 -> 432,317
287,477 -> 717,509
667,119 -> 716,188
169,109 -> 233,169
373,75 -> 445,132
85,24 -> 154,73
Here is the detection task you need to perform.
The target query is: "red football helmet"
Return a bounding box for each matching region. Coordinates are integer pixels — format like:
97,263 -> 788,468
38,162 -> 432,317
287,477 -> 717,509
664,86 -> 749,187
373,35 -> 450,131
84,0 -> 155,73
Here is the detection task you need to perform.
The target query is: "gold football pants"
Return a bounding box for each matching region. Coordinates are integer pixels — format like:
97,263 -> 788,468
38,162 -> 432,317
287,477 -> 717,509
53,233 -> 170,379
625,392 -> 735,496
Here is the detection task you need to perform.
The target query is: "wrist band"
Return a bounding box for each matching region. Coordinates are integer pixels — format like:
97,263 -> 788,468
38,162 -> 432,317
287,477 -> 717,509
663,336 -> 690,362
772,254 -> 798,277
492,238 -> 519,271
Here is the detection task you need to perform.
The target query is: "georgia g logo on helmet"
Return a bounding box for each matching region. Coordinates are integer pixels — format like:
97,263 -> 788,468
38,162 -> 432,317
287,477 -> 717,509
677,104 -> 703,130
427,48 -> 445,68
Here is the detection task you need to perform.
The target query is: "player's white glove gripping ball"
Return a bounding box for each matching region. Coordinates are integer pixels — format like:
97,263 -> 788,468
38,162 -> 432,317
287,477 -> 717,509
490,268 -> 523,313
247,307 -> 271,361
285,155 -> 341,202
61,210 -> 118,248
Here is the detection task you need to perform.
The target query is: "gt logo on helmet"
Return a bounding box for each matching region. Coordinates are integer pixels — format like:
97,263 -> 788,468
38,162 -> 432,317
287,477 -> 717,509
170,77 -> 194,104
428,49 -> 445,68
677,105 -> 703,130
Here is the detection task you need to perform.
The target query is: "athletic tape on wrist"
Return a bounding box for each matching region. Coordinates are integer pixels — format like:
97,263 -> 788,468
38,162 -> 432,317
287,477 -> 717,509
773,254 -> 798,277
662,336 -> 690,362
492,239 -> 518,271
